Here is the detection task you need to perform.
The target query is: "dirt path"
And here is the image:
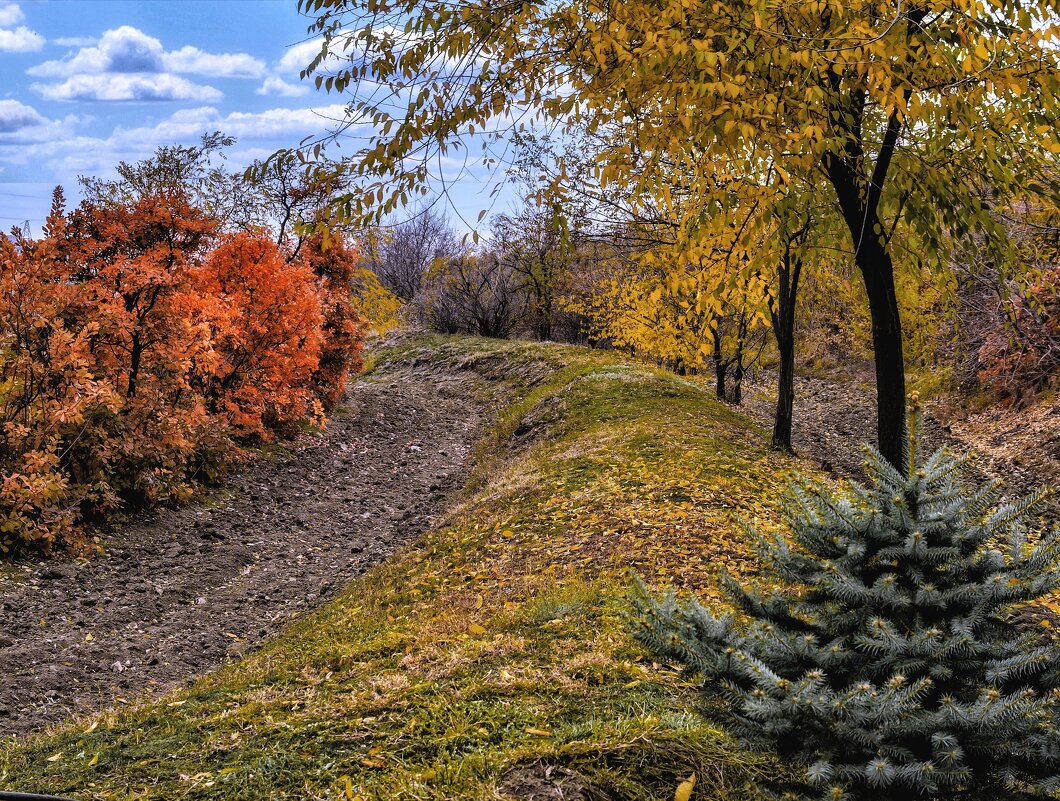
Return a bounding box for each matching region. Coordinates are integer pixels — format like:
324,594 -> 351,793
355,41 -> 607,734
741,371 -> 1059,515
0,355 -> 488,738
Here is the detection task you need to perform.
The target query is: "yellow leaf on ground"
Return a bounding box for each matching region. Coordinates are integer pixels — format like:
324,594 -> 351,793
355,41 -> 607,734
675,773 -> 696,801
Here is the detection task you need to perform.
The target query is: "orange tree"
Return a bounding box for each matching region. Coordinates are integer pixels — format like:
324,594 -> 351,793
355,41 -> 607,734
0,165 -> 367,552
292,0 -> 1060,466
194,230 -> 327,438
0,192 -> 118,550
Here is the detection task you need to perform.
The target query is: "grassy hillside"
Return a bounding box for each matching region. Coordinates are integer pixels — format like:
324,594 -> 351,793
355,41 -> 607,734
1,336 -> 801,801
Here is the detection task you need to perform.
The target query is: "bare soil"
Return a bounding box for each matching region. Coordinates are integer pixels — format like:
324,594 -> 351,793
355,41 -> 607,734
741,370 -> 1059,517
0,356 -> 489,738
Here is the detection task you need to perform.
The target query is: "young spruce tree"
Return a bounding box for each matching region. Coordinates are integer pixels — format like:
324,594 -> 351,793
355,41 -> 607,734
633,403 -> 1060,800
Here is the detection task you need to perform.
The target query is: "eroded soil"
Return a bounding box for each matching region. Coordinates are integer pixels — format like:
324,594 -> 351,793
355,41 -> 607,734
0,357 -> 489,737
742,370 -> 1059,514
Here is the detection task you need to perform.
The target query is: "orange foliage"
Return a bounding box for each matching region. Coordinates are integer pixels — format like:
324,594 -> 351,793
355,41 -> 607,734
0,189 -> 365,553
0,199 -> 118,549
197,231 -> 324,437
300,228 -> 365,411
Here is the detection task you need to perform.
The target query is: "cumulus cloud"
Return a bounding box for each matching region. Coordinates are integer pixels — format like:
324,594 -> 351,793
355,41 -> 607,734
278,39 -> 322,76
277,38 -> 349,76
0,102 -> 360,168
28,25 -> 264,101
30,26 -> 264,79
29,26 -> 164,77
164,45 -> 265,78
115,104 -> 356,144
34,74 -> 223,102
0,2 -> 22,26
255,75 -> 310,97
0,25 -> 42,51
0,98 -> 47,132
53,35 -> 97,48
0,4 -> 43,54
0,99 -> 69,144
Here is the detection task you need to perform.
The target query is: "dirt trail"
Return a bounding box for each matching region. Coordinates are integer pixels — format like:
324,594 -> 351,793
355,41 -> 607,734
0,355 -> 488,737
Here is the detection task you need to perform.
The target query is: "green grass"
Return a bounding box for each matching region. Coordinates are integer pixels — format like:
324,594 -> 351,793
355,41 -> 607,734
1,335 -> 798,801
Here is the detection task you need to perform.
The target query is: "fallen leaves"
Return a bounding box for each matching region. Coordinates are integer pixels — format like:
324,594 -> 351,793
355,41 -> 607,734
675,772 -> 696,801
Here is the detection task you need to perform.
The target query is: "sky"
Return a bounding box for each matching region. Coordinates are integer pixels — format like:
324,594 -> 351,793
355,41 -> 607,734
0,0 -> 505,234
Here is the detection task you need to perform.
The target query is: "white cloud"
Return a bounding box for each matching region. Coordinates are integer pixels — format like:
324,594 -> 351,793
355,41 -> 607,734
35,74 -> 223,102
53,35 -> 97,48
0,102 -> 363,175
255,75 -> 309,97
115,104 -> 357,144
0,98 -> 46,132
277,38 -> 348,76
0,102 -> 376,221
28,25 -> 264,102
0,99 -> 69,144
29,26 -> 163,77
163,45 -> 265,78
0,3 -> 22,26
30,25 -> 264,79
0,24 -> 43,52
277,39 -> 321,75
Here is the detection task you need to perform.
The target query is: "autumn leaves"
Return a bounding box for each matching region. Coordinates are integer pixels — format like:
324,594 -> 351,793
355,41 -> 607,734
0,187 -> 364,552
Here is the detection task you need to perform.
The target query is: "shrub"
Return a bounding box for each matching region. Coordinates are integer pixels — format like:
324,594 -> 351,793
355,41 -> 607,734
0,191 -> 364,552
977,266 -> 1060,406
418,252 -> 525,338
0,205 -> 118,551
299,228 -> 365,412
634,408 -> 1060,801
196,231 -> 325,437
65,190 -> 222,508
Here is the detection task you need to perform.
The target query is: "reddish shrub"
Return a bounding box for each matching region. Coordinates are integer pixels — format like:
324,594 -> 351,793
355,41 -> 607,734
977,267 -> 1060,405
300,228 -> 365,411
0,191 -> 364,553
196,231 -> 325,437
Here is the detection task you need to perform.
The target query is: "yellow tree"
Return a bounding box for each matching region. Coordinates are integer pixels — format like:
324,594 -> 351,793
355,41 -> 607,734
293,0 -> 1060,466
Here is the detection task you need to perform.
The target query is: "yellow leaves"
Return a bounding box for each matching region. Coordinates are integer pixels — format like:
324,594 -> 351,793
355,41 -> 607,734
46,753 -> 63,762
359,748 -> 386,769
341,775 -> 364,801
524,727 -> 552,736
468,623 -> 487,635
675,773 -> 697,801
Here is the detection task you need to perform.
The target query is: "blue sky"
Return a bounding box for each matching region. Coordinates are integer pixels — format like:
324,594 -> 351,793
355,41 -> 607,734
0,0 -> 506,233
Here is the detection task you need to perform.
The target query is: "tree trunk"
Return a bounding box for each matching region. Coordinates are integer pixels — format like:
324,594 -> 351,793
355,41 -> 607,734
712,326 -> 727,401
127,336 -> 143,399
824,108 -> 908,468
771,324 -> 797,451
770,243 -> 803,453
860,243 -> 906,468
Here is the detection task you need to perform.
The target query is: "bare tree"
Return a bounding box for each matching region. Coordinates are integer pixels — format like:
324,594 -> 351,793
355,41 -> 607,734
419,252 -> 525,338
363,206 -> 461,302
237,154 -> 352,260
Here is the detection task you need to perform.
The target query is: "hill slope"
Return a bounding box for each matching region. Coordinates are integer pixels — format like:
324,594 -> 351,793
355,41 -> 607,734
1,336 -> 799,801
